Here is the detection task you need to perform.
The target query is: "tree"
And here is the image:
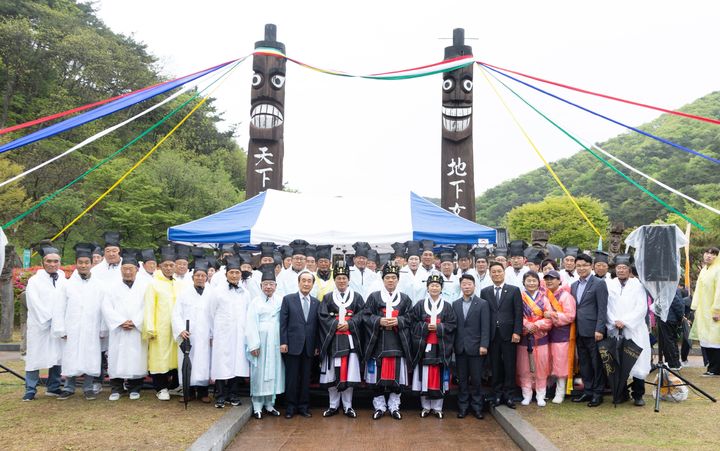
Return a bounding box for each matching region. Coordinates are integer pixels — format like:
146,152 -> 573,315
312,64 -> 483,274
506,195 -> 610,249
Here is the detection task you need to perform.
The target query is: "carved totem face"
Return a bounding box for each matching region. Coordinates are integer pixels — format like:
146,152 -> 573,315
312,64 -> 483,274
441,64 -> 473,142
250,54 -> 286,141
608,232 -> 622,254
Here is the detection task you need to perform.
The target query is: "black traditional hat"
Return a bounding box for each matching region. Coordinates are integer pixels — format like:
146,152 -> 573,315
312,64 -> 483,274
333,260 -> 351,279
190,246 -> 205,259
378,253 -> 392,268
508,240 -> 528,257
420,240 -> 435,254
141,248 -> 157,263
305,245 -> 317,260
405,240 -> 422,258
74,243 -> 95,260
121,248 -> 140,266
289,239 -> 309,256
238,253 -> 252,267
280,245 -> 293,259
455,244 -> 471,260
37,242 -> 60,258
225,255 -> 242,270
593,250 -> 610,264
91,243 -> 103,257
527,248 -> 546,265
473,247 -> 490,261
564,246 -> 579,258
175,244 -> 191,261
352,241 -> 371,258
316,245 -> 332,262
260,242 -> 276,258
158,245 -> 176,263
220,243 -> 236,255
273,251 -> 283,266
439,250 -> 455,263
102,231 -> 121,249
260,264 -> 276,282
367,249 -> 379,265
613,253 -> 634,266
193,258 -> 210,274
493,247 -> 508,257
382,262 -> 401,278
391,242 -> 406,259
426,273 -> 444,287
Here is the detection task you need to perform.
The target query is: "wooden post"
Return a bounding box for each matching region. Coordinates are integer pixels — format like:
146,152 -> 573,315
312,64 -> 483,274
440,28 -> 476,221
0,245 -> 16,341
245,24 -> 286,198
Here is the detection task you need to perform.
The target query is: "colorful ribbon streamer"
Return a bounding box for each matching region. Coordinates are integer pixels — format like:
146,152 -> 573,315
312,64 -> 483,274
479,69 -> 604,240
482,67 -> 704,230
479,63 -> 720,166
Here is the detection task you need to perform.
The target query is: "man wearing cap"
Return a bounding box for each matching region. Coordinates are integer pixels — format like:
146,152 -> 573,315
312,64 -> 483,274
504,240 -> 529,288
480,261 -> 523,409
439,250 -> 460,301
543,270 -> 577,404
606,254 -> 651,406
349,242 -> 380,300
398,240 -> 423,303
391,242 -> 407,269
366,249 -> 379,273
276,240 -> 309,299
143,245 -> 180,401
454,245 -> 474,278
363,263 -> 413,420
305,245 -> 318,273
571,253 -> 608,407
54,243 -> 108,401
318,261 -> 365,418
254,242 -> 276,281
210,243 -> 236,287
472,248 -> 493,295
138,248 -> 158,283
560,247 -> 579,285
417,240 -> 436,281
91,231 -> 123,283
209,255 -> 251,408
411,274 -> 457,419
245,264 -> 284,418
102,249 -> 149,401
91,245 -> 103,267
174,244 -> 193,288
593,251 -> 612,280
280,270 -> 320,418
22,244 -> 66,401
311,245 -> 335,301
172,258 -> 213,403
453,273 -> 490,419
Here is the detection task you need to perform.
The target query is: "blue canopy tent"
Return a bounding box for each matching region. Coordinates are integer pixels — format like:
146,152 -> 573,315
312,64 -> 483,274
167,189 -> 496,245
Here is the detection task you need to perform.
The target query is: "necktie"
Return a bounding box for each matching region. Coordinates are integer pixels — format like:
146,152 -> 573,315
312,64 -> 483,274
302,296 -> 310,321
495,286 -> 501,303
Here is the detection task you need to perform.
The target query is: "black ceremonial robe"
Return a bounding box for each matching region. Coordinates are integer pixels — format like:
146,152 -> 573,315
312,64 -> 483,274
318,291 -> 365,390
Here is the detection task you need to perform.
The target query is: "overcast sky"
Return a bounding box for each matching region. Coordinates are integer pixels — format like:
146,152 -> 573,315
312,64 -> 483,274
96,0 -> 719,200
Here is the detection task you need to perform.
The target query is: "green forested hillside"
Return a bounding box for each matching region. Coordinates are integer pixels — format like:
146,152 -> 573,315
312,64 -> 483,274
475,91 -> 720,231
0,0 -> 246,257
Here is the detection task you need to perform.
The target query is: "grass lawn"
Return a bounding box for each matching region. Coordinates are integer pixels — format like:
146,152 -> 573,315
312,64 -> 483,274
519,367 -> 720,450
0,359 -> 225,450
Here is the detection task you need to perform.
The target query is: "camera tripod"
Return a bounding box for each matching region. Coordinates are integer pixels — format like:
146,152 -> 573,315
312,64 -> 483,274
0,363 -> 25,382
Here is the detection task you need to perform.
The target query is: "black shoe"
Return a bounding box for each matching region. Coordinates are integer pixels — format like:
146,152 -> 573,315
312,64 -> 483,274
372,409 -> 384,420
46,389 -> 63,397
391,410 -> 402,420
285,411 -> 294,419
299,410 -> 312,418
492,396 -> 502,407
323,407 -> 339,417
230,398 -> 242,407
265,408 -> 281,417
473,410 -> 484,419
344,408 -> 357,418
420,408 -> 431,418
57,390 -> 74,400
215,400 -> 225,409
457,410 -> 467,419
587,396 -> 603,407
253,411 -> 262,419
433,410 -> 444,419
633,398 -> 646,407
505,399 -> 516,409
572,394 -> 592,403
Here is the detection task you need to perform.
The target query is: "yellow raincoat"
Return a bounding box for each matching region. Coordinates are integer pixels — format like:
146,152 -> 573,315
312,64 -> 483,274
690,258 -> 720,345
143,276 -> 179,373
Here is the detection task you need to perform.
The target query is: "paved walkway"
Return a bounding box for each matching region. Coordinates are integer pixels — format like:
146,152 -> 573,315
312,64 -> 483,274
228,408 -> 518,451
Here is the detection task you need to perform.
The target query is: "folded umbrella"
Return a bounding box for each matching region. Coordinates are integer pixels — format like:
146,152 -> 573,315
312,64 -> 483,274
598,333 -> 622,406
180,319 -> 192,410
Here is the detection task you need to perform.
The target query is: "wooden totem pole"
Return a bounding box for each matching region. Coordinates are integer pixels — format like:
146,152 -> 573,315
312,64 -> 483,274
245,24 -> 286,198
440,28 -> 476,220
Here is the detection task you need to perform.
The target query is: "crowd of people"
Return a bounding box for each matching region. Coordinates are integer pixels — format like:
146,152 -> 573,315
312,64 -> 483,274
22,233 -> 720,421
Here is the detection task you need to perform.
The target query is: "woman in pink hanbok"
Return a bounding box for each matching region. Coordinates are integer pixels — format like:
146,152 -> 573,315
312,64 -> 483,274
516,271 -> 553,407
542,270 -> 577,404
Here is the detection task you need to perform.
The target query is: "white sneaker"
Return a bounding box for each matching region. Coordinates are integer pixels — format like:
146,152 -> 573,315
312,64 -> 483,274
521,397 -> 531,406
156,389 -> 170,401
552,395 -> 564,404
109,393 -> 121,401
537,397 -> 546,407
129,392 -> 140,400
93,383 -> 103,394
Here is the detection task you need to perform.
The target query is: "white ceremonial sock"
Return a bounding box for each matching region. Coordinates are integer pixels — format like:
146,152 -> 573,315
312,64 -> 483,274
536,388 -> 546,407
373,395 -> 388,412
553,379 -> 566,404
328,387 -> 341,409
521,387 -> 533,405
388,392 -> 401,411
341,387 -> 353,410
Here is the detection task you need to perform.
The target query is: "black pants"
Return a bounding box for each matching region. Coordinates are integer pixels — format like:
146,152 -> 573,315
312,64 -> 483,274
626,376 -> 645,400
95,351 -> 108,384
490,334 -> 516,400
658,320 -> 681,368
215,377 -> 240,402
110,377 -> 143,394
703,347 -> 720,373
456,353 -> 485,413
151,369 -> 178,392
577,335 -> 605,397
284,351 -> 313,413
681,336 -> 691,362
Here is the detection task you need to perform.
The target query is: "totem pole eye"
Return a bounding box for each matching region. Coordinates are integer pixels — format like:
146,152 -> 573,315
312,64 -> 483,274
442,78 -> 454,92
462,79 -> 473,92
252,72 -> 263,87
270,74 -> 285,89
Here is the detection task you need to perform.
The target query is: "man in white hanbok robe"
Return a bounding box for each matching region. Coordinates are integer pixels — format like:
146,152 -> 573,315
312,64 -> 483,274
439,251 -> 461,302
172,261 -> 213,402
23,245 -> 66,401
53,244 -> 107,400
275,241 -> 308,299
349,242 -> 380,300
209,256 -> 250,408
102,251 -> 149,400
245,265 -> 284,418
606,255 -> 651,406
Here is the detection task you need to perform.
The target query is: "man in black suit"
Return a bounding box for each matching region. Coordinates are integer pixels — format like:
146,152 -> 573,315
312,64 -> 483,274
571,253 -> 608,407
453,274 -> 490,419
280,270 -> 320,418
480,262 -> 523,409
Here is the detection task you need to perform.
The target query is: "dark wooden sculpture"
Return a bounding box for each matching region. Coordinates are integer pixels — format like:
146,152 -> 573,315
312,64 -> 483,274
245,24 -> 286,198
440,28 -> 476,221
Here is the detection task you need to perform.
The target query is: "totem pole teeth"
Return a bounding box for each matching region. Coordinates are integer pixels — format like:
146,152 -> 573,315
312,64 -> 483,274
251,104 -> 284,128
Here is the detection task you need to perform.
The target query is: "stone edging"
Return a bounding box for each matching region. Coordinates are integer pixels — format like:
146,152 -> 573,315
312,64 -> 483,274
187,398 -> 251,451
491,405 -> 559,451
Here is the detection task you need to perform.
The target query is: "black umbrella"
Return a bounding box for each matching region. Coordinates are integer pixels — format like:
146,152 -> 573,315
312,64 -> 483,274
527,335 -> 536,373
180,319 -> 192,410
598,333 -> 622,405
617,333 -> 643,403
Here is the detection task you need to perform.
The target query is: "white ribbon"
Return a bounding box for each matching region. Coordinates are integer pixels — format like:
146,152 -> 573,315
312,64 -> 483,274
380,288 -> 401,318
332,288 -> 355,324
